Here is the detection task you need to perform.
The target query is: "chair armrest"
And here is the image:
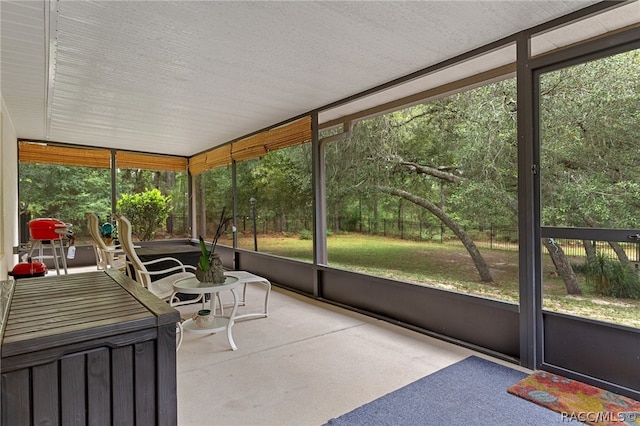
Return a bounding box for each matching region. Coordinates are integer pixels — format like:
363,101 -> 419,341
103,246 -> 125,255
142,256 -> 187,268
139,264 -> 196,277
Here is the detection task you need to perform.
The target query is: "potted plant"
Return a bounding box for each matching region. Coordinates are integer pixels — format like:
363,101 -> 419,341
196,207 -> 232,283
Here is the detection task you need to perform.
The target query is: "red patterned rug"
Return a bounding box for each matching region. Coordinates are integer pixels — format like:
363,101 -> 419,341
508,371 -> 640,425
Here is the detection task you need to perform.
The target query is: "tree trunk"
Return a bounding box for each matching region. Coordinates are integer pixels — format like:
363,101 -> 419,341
543,238 -> 582,295
582,240 -> 596,264
397,198 -> 404,235
608,241 -> 630,265
379,186 -> 493,283
583,215 -> 629,265
372,197 -> 379,233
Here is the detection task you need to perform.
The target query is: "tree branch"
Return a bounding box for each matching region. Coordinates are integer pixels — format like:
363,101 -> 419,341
400,161 -> 459,183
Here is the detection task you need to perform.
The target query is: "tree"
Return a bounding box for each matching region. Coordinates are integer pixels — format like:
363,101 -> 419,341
250,145 -> 312,233
379,186 -> 494,282
539,49 -> 640,295
19,163 -> 112,238
542,238 -> 582,295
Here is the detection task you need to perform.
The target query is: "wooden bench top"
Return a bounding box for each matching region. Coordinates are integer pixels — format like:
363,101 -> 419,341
1,270 -> 178,359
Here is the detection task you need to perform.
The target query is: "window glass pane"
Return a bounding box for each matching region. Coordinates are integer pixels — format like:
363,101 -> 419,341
540,49 -> 640,229
541,237 -> 640,328
116,168 -> 188,241
324,78 -> 519,302
539,49 -> 640,328
19,163 -> 111,245
195,167 -> 233,246
235,144 -> 313,262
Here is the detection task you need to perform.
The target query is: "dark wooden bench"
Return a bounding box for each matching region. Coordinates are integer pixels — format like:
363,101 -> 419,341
1,270 -> 179,426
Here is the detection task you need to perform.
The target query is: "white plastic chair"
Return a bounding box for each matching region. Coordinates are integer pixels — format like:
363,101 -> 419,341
86,212 -> 127,272
114,214 -> 196,301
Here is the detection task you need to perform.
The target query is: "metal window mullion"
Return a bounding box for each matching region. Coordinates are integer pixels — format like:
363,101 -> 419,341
517,33 -> 543,370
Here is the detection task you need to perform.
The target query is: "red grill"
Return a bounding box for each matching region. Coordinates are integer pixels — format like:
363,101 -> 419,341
9,261 -> 47,278
28,218 -> 71,240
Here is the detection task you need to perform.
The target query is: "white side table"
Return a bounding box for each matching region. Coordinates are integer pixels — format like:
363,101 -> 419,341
223,271 -> 271,320
170,275 -> 241,351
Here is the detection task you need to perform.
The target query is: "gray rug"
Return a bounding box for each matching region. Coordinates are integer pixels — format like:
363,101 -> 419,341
325,356 -> 567,425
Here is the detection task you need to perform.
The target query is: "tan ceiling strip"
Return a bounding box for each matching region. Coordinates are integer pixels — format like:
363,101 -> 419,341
189,146 -> 232,175
231,133 -> 267,160
268,117 -> 312,148
231,134 -> 268,162
188,116 -> 311,174
116,151 -> 187,172
231,116 -> 311,162
18,141 -> 111,168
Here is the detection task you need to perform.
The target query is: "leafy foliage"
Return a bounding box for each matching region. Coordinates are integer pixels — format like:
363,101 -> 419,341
116,189 -> 170,241
197,207 -> 232,271
582,253 -> 640,299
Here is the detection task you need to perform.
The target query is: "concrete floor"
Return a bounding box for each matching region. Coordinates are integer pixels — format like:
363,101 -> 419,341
173,282 -> 531,426
65,266 -> 530,426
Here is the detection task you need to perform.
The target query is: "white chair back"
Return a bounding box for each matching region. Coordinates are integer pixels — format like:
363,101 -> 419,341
115,214 -> 150,287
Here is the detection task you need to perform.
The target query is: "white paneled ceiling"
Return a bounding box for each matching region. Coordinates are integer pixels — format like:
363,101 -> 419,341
2,0 -> 631,157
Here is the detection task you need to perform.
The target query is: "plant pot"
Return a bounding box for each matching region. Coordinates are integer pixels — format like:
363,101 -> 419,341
195,253 -> 225,284
193,309 -> 214,328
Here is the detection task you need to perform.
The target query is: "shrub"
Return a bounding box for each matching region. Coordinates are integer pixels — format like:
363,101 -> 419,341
117,189 -> 170,241
583,253 -> 640,299
299,229 -> 312,240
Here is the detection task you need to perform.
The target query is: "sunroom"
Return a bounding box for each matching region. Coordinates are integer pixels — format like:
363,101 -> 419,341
1,1 -> 639,423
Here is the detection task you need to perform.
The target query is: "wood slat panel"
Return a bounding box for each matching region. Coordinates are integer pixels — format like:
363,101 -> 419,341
107,270 -> 180,326
2,314 -> 154,354
156,324 -> 177,426
116,151 -> 187,172
0,280 -> 16,344
135,340 -> 157,426
112,346 -> 135,425
87,348 -> 111,426
1,328 -> 157,373
3,310 -> 150,339
1,369 -> 31,425
2,271 -> 156,357
19,141 -> 111,168
33,361 -> 59,426
61,355 -> 87,426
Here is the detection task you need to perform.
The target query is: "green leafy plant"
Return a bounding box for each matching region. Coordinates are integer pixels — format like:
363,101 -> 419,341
298,229 -> 312,240
198,206 -> 233,271
116,189 -> 170,241
583,252 -> 640,299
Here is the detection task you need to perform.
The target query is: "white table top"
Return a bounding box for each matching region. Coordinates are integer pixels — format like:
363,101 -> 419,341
173,275 -> 240,294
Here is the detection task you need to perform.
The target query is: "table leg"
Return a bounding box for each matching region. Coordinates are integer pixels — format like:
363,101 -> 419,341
226,288 -> 239,351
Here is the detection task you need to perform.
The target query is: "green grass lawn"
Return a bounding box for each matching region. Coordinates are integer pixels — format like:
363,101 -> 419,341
235,232 -> 640,328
